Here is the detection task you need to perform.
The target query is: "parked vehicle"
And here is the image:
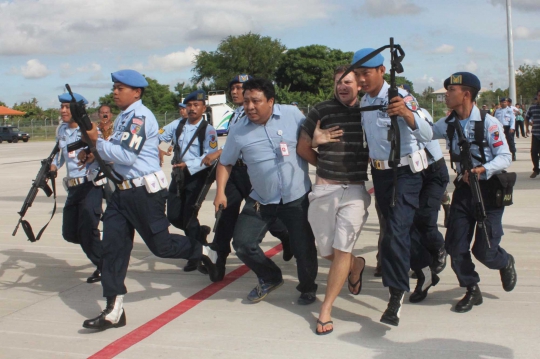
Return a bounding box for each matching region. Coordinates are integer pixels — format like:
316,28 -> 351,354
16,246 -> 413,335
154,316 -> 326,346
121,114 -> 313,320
0,126 -> 31,143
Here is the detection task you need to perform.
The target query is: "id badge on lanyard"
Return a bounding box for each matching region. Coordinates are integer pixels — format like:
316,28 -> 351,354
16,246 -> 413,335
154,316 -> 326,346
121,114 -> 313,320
277,130 -> 289,156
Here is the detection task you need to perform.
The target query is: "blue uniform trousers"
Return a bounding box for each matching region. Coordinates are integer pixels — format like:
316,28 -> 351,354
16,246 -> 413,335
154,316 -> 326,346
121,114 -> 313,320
446,182 -> 509,287
412,161 -> 449,256
372,166 -> 432,292
167,169 -> 209,244
101,187 -> 201,297
212,165 -> 288,254
232,193 -> 318,294
503,126 -> 516,154
62,182 -> 103,268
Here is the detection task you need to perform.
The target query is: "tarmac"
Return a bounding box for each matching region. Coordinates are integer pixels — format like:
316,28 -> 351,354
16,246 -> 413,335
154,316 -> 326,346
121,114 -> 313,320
0,136 -> 538,359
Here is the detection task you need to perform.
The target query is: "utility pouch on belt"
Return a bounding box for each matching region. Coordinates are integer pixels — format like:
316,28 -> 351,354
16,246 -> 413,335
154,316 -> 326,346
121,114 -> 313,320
143,173 -> 161,193
486,172 -> 517,207
88,172 -> 107,187
407,150 -> 428,173
154,170 -> 169,190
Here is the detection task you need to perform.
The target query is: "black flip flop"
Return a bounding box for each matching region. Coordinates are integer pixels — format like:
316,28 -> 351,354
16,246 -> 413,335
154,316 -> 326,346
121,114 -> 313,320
315,319 -> 334,335
348,256 -> 365,295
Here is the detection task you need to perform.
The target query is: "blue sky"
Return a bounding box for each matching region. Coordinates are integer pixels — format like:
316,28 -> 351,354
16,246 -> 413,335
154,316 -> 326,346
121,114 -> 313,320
1,0 -> 539,109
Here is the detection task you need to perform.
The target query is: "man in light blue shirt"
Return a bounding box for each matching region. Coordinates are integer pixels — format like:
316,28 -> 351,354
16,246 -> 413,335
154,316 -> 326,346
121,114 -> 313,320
431,71 -> 516,313
494,98 -> 517,161
160,90 -> 218,272
81,70 -> 219,331
353,47 -> 433,326
52,92 -> 103,284
215,78 -> 318,305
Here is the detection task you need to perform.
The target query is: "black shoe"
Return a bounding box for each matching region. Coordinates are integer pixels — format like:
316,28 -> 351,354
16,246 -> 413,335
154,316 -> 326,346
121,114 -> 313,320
297,291 -> 317,305
200,245 -> 220,282
409,267 -> 440,303
410,270 -> 417,279
380,287 -> 404,326
214,252 -> 229,282
443,203 -> 451,228
83,296 -> 126,330
87,269 -> 101,283
199,225 -> 211,245
455,285 -> 483,313
374,265 -> 382,277
280,234 -> 294,262
431,248 -> 447,274
183,259 -> 199,272
500,254 -> 517,292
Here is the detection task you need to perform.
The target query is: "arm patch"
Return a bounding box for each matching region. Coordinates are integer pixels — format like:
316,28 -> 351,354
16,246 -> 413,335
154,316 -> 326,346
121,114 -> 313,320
120,116 -> 146,155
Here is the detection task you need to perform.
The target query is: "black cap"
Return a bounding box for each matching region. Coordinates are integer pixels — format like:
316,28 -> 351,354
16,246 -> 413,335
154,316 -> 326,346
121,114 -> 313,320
443,72 -> 481,91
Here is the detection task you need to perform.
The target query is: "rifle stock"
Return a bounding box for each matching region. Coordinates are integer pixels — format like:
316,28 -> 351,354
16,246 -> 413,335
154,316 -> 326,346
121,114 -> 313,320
388,37 -> 403,208
186,160 -> 219,229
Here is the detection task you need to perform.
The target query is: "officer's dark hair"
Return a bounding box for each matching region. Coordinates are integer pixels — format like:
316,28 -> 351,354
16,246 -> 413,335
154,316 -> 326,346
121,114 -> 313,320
461,85 -> 479,102
242,78 -> 275,101
334,65 -> 350,77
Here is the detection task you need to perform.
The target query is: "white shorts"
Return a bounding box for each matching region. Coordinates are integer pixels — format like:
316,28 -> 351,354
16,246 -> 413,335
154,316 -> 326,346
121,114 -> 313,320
308,184 -> 371,257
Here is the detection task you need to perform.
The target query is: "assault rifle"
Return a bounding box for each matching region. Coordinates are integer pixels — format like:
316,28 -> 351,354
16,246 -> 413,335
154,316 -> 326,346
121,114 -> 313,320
13,142 -> 60,241
65,84 -> 123,185
452,117 -> 491,248
186,160 -> 219,229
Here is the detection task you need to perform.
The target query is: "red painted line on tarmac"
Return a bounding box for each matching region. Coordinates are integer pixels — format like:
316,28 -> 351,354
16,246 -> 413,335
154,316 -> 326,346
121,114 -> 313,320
88,244 -> 284,359
368,187 -> 374,194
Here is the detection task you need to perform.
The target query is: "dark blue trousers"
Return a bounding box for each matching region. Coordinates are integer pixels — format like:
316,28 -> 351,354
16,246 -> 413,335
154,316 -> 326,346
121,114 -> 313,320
446,182 -> 509,287
233,193 -> 318,294
412,162 -> 449,256
101,187 -> 200,297
62,182 -> 103,268
212,165 -> 288,254
372,167 -> 432,292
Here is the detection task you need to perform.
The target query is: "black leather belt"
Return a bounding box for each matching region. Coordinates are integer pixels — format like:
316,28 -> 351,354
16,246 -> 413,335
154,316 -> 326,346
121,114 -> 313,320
235,159 -> 246,167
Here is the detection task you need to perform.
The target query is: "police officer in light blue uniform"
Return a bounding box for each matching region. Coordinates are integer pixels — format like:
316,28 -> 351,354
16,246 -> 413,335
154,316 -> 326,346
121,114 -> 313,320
494,97 -> 516,160
432,72 -> 517,313
354,48 -> 433,326
82,70 -> 219,331
159,90 -> 218,272
52,93 -> 103,284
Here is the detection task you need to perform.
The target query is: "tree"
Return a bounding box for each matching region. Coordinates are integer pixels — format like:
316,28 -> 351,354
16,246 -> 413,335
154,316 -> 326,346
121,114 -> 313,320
12,98 -> 43,119
275,45 -> 353,94
422,86 -> 435,100
516,64 -> 540,103
98,76 -> 177,114
0,100 -> 6,107
192,32 -> 286,90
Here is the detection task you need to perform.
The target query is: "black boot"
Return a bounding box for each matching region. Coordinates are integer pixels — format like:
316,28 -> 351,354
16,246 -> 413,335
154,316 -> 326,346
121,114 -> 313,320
455,285 -> 483,313
431,248 -> 447,274
409,267 -> 439,303
185,226 -> 213,272
184,259 -> 199,272
83,295 -> 126,330
215,251 -> 229,282
500,254 -> 517,292
201,245 -> 220,282
279,233 -> 294,262
86,269 -> 101,283
380,287 -> 405,326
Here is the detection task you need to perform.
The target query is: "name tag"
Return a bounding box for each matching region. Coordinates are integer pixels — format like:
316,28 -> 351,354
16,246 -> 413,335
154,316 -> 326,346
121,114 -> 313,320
280,142 -> 289,156
68,151 -> 76,158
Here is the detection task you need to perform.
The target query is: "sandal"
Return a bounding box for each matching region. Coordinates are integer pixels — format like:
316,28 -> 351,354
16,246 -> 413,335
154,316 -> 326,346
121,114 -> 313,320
348,256 -> 365,295
315,319 -> 334,335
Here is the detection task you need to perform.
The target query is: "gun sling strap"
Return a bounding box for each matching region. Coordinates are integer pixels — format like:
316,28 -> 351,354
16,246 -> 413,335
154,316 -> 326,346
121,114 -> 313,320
21,175 -> 58,242
174,118 -> 208,161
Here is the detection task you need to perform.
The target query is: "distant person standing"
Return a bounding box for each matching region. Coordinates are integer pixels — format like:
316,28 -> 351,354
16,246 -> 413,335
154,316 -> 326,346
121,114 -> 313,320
494,98 -> 516,161
514,104 -> 526,138
526,90 -> 540,178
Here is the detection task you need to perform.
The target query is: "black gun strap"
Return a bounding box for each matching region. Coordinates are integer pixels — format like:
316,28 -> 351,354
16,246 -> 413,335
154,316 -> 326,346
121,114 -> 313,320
173,119 -> 208,161
446,110 -> 488,171
35,176 -> 57,241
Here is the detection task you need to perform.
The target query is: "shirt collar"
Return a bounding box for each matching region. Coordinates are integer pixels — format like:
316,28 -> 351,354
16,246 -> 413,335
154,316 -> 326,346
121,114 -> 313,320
121,100 -> 142,117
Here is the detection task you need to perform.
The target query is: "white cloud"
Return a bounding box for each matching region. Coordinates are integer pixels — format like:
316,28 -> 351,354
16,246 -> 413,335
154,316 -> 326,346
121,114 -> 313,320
490,0 -> 540,12
434,44 -> 454,54
514,26 -> 540,40
466,47 -> 474,54
16,59 -> 52,79
0,0 -> 332,56
359,0 -> 424,17
148,47 -> 200,72
76,63 -> 102,73
465,60 -> 478,72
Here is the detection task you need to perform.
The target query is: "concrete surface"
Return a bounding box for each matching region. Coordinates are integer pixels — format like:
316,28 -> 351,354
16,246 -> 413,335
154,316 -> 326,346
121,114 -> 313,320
0,136 -> 538,359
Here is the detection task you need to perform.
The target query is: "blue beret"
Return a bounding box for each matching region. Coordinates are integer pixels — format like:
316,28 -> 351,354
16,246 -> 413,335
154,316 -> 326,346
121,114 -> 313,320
499,97 -> 509,102
178,103 -> 186,108
399,84 -> 412,92
183,90 -> 206,104
229,74 -> 253,89
58,92 -> 88,105
291,101 -> 299,106
111,69 -> 148,88
443,72 -> 481,91
351,48 -> 384,68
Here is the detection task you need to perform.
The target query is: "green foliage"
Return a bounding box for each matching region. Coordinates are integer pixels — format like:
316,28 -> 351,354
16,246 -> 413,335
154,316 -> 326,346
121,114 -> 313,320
192,32 -> 286,90
516,65 -> 540,103
12,98 -> 43,119
275,45 -> 353,94
0,100 -> 6,107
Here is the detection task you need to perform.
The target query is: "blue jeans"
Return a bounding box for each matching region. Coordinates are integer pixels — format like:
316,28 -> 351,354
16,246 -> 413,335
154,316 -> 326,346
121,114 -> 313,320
232,193 -> 318,294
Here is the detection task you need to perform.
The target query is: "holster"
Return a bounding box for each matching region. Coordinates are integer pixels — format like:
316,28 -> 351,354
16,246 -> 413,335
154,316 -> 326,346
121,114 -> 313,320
485,172 -> 517,207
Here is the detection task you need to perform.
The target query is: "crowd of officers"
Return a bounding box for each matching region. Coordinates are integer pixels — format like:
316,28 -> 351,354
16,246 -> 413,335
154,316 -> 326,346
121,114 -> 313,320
47,47 -> 519,335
